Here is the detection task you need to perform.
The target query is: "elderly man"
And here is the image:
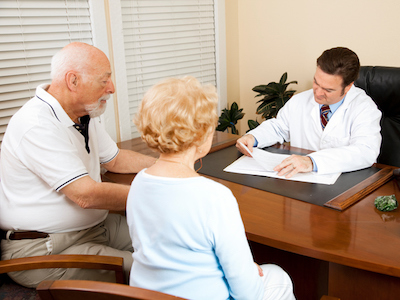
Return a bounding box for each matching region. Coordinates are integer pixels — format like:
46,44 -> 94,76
237,47 -> 382,178
0,42 -> 156,287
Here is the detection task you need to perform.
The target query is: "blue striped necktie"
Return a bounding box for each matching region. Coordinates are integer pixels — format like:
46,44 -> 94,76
320,105 -> 330,129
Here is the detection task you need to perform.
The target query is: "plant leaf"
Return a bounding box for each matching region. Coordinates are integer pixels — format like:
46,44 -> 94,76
247,119 -> 260,132
231,102 -> 239,111
252,85 -> 268,93
279,72 -> 288,85
256,94 -> 276,103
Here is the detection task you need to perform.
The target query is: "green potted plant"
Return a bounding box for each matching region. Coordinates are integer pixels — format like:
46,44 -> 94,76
216,102 -> 244,135
252,72 -> 297,120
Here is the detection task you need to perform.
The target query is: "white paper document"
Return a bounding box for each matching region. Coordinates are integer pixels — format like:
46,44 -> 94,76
226,144 -> 341,185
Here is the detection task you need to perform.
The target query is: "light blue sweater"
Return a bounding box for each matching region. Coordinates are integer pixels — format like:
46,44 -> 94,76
127,170 -> 264,300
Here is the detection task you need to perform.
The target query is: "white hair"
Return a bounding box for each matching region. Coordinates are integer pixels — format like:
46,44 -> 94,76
50,43 -> 93,81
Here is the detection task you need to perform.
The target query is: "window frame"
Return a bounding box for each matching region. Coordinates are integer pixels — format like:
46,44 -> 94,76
90,0 -> 226,142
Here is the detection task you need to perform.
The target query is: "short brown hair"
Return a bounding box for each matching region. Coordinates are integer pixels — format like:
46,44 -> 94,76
317,47 -> 360,88
135,76 -> 218,154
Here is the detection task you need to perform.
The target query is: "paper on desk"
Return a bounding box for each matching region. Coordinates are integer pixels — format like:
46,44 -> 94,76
225,145 -> 341,185
239,142 -> 288,172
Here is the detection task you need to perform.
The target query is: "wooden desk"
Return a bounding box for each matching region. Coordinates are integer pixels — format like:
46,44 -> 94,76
104,132 -> 400,300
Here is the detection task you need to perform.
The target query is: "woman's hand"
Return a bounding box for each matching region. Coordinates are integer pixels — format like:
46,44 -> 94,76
255,263 -> 263,277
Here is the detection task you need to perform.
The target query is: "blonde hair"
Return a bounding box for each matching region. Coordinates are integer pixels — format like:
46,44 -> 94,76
135,76 -> 218,154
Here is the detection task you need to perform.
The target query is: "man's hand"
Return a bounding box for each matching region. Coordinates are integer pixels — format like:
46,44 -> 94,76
274,154 -> 313,178
236,135 -> 256,157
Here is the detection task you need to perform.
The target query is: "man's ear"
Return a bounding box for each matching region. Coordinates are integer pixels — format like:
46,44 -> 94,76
65,72 -> 78,91
343,82 -> 353,95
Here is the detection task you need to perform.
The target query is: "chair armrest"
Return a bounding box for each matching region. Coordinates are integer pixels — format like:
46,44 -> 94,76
0,254 -> 125,284
37,280 -> 187,300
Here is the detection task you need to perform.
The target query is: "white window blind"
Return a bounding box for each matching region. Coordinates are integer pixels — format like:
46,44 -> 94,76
0,0 -> 93,144
120,0 -> 217,138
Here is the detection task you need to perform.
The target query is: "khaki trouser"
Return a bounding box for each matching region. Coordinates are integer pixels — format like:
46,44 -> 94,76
1,214 -> 133,288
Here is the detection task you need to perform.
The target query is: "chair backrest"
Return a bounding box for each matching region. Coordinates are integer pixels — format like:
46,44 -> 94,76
0,254 -> 125,299
354,66 -> 400,167
37,280 -> 187,300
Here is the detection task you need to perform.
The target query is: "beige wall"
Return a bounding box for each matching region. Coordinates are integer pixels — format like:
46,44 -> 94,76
226,0 -> 400,134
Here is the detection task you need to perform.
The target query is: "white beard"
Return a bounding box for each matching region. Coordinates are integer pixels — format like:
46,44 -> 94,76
85,95 -> 109,118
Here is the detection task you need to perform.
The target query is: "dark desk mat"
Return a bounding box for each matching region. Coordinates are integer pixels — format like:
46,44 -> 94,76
197,145 -> 381,207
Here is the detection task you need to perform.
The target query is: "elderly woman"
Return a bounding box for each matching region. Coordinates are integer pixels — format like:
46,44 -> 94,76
126,76 -> 295,300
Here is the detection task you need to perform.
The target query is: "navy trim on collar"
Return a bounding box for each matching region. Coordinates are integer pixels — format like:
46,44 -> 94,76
36,95 -> 60,122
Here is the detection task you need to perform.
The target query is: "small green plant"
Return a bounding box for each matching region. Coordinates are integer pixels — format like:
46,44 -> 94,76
252,72 -> 297,120
216,102 -> 244,135
374,195 -> 398,212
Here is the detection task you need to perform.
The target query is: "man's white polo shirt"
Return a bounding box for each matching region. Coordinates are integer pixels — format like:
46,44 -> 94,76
0,84 -> 119,233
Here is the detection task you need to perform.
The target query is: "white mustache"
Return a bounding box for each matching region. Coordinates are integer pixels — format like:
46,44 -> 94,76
99,94 -> 110,102
85,94 -> 110,118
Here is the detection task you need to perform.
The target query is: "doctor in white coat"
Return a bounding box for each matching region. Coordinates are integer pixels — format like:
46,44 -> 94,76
237,47 -> 382,178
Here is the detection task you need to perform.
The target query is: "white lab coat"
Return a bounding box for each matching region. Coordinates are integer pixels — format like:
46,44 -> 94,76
249,85 -> 382,174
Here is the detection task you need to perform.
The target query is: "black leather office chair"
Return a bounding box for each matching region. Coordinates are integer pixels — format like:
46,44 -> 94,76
354,66 -> 400,167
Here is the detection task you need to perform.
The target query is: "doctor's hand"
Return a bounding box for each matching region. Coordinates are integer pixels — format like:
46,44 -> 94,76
236,134 -> 256,156
274,154 -> 313,178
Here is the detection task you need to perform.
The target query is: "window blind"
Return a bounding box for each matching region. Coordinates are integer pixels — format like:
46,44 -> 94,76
0,0 -> 93,144
120,0 -> 217,138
